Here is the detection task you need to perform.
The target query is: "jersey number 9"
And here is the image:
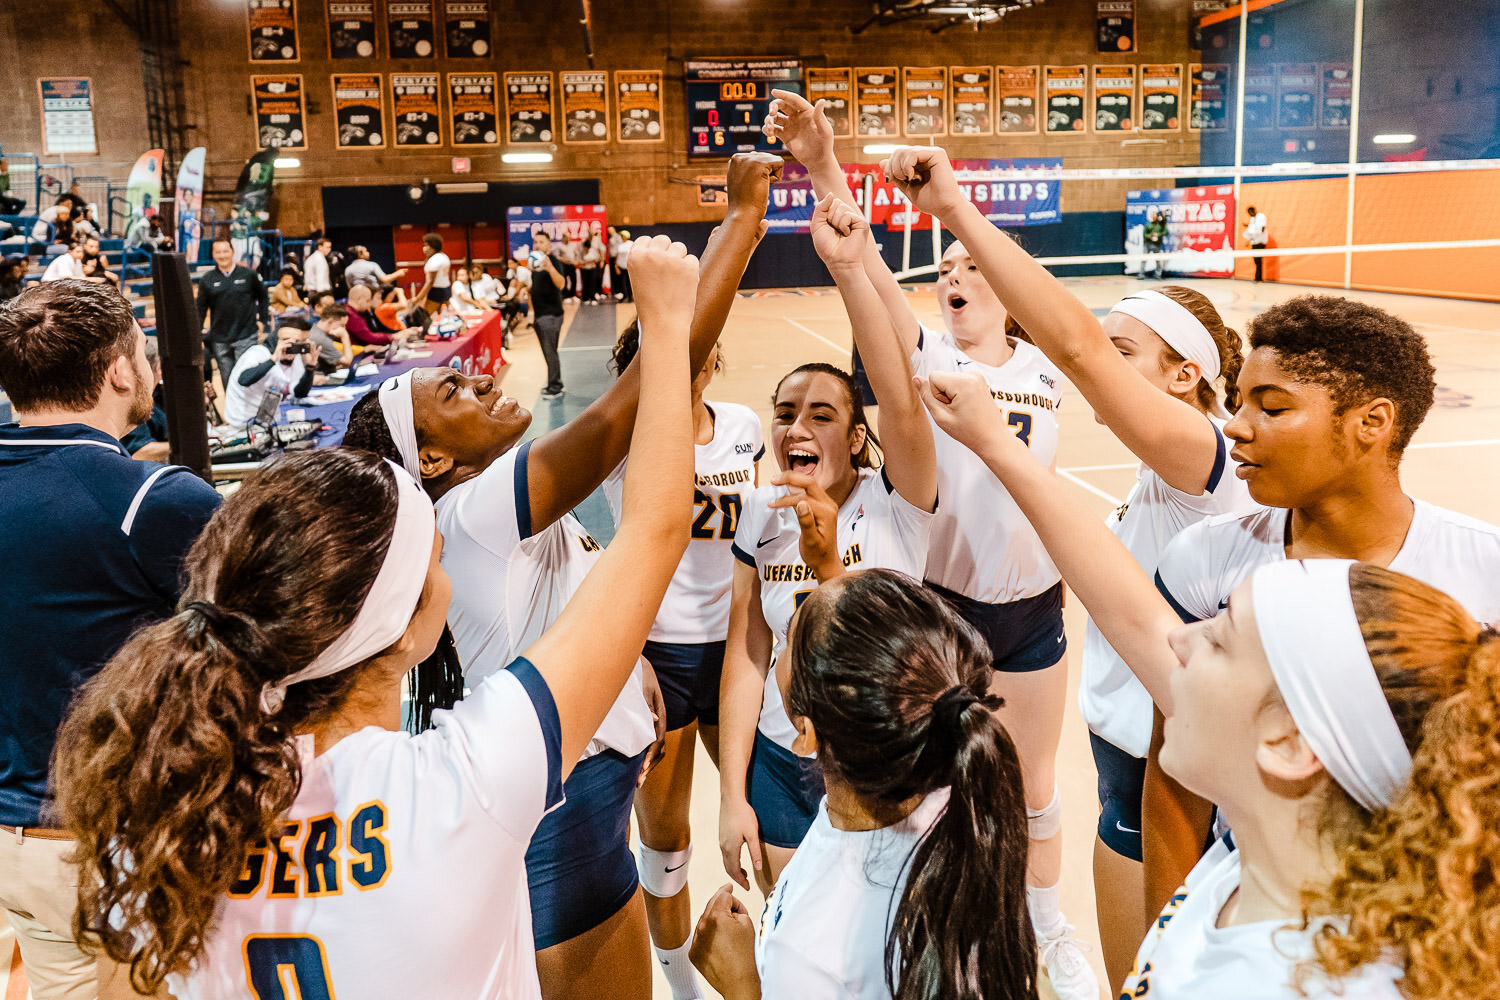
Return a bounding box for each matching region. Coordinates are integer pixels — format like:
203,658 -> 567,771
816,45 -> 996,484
244,935 -> 335,1000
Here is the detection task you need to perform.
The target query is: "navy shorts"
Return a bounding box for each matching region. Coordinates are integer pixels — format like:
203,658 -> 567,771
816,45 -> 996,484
426,285 -> 452,304
525,748 -> 645,948
746,729 -> 824,849
1090,731 -> 1146,862
644,639 -> 726,732
928,581 -> 1067,673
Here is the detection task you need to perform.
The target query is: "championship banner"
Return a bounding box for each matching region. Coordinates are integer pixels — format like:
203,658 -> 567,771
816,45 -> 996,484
806,68 -> 853,138
38,77 -> 96,154
1189,63 -> 1229,132
506,204 -> 607,259
1092,64 -> 1135,132
175,146 -> 207,263
449,73 -> 498,145
950,66 -> 993,135
855,68 -> 899,137
249,0 -> 298,62
1044,65 -> 1087,134
560,71 -> 609,144
902,67 -> 947,137
615,71 -> 663,142
1140,64 -> 1181,131
1125,185 -> 1235,277
1096,0 -> 1135,53
231,150 -> 277,235
1320,63 -> 1352,129
1276,63 -> 1317,129
997,66 -> 1039,134
504,72 -> 553,144
392,74 -> 441,146
1190,0 -> 1232,50
252,75 -> 306,149
333,73 -> 384,147
1243,68 -> 1275,129
327,1 -> 376,58
443,1 -> 490,58
387,1 -> 435,58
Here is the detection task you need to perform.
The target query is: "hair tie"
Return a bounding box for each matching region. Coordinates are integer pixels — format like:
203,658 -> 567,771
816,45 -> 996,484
932,684 -> 980,732
183,600 -> 271,659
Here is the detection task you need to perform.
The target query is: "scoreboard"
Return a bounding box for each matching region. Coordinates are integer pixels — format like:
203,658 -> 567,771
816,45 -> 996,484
686,57 -> 802,158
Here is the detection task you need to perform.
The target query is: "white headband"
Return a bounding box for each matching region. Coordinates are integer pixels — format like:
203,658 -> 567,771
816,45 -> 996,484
259,461 -> 436,714
1110,290 -> 1229,418
1250,559 -> 1412,812
378,371 -> 423,482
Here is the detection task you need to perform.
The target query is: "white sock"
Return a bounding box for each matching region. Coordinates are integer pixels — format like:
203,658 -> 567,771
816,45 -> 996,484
1027,880 -> 1067,940
656,939 -> 703,1000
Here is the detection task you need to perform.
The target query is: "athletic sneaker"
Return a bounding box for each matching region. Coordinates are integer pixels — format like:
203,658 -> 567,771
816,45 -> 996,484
1038,924 -> 1100,1000
540,387 -> 564,400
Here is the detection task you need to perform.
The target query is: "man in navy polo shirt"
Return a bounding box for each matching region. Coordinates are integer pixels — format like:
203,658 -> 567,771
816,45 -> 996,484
0,280 -> 220,998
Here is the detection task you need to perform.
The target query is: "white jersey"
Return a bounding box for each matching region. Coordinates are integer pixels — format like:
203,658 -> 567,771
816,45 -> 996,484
604,400 -> 763,644
437,441 -> 654,758
425,251 -> 452,288
174,659 -> 565,1000
1082,419 -> 1260,757
910,326 -> 1063,603
732,468 -> 933,750
1156,499 -> 1500,628
1121,836 -> 1403,1000
756,790 -> 948,999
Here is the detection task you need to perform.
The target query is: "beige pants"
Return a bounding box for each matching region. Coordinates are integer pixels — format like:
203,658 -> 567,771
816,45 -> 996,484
0,830 -> 96,1000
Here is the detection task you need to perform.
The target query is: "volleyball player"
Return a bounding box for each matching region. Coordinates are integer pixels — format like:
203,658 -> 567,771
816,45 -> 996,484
602,330 -> 762,1000
52,239 -> 698,999
875,143 -> 1258,980
718,194 -> 936,893
337,152 -> 779,1000
690,570 -> 1038,1000
765,94 -> 1093,996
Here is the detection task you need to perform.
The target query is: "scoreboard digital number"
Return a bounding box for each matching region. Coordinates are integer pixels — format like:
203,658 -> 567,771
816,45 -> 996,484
686,57 -> 802,158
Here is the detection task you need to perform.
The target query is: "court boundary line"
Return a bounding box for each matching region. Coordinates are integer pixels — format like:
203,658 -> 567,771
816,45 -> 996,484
783,315 -> 851,355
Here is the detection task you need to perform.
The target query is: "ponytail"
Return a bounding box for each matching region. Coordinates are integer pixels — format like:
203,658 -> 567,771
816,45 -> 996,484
1159,285 -> 1244,414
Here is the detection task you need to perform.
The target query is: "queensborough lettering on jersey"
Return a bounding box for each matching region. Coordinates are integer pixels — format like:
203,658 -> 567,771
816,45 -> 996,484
696,468 -> 753,488
762,543 -> 863,582
989,387 -> 1056,411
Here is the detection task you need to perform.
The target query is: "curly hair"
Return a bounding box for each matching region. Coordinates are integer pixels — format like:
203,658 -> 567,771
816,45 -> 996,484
1248,295 -> 1435,459
1158,285 -> 1245,413
1298,566 -> 1496,999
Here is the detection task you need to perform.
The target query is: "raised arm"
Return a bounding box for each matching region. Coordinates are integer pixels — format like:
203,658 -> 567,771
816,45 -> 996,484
884,146 -> 1221,495
524,152 -> 781,532
521,239 -> 698,771
765,89 -> 920,355
717,561 -> 773,889
917,370 -> 1182,710
810,194 -> 935,512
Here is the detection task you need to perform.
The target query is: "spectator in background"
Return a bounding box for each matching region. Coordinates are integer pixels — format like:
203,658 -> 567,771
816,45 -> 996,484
121,336 -> 171,463
608,225 -> 624,298
81,234 -> 120,288
0,161 -> 22,215
580,231 -> 606,303
614,229 -> 634,302
343,245 -> 407,295
197,237 -> 269,388
0,280 -> 220,1000
467,261 -> 502,304
124,207 -> 164,251
1,255 -> 31,302
269,267 -> 309,317
452,261 -> 499,315
223,321 -> 318,425
309,302 -> 355,372
30,205 -> 71,245
41,239 -> 85,283
1141,208 -> 1168,280
304,237 -> 333,299
557,232 -> 581,301
1243,206 -> 1269,282
415,233 -> 452,316
528,229 -> 568,398
345,283 -> 421,348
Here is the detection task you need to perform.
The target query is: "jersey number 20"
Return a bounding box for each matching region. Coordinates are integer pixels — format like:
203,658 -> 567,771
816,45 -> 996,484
244,935 -> 335,1000
691,490 -> 743,540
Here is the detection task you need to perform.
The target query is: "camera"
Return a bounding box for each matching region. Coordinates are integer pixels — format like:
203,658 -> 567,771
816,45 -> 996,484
283,342 -> 311,356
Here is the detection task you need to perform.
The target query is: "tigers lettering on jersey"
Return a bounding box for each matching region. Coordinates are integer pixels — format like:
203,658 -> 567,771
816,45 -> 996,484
761,543 -> 863,582
228,801 -> 390,900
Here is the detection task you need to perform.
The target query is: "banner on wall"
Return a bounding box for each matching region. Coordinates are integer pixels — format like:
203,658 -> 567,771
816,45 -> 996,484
175,146 -> 207,262
231,149 -> 277,253
444,1 -> 490,57
1190,0 -> 1233,50
1097,1 -> 1135,52
333,74 -> 384,147
806,68 -> 854,138
1140,64 -> 1181,130
1320,63 -> 1352,128
125,150 -> 164,234
327,1 -> 376,58
766,158 -> 1060,234
1277,63 -> 1317,129
855,68 -> 899,137
249,0 -> 298,61
997,66 -> 1039,133
560,71 -> 609,144
1044,65 -> 1087,133
387,1 -> 435,58
902,67 -> 947,137
38,77 -> 96,154
1189,63 -> 1229,132
1125,186 -> 1236,277
950,66 -> 993,135
615,71 -> 663,142
505,73 -> 553,144
1243,68 -> 1275,129
252,75 -> 306,149
1093,65 -> 1135,131
449,73 -> 498,145
506,204 -> 608,259
392,74 -> 441,145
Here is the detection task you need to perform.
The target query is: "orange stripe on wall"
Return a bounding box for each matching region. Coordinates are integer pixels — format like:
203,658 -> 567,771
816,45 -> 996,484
1199,0 -> 1296,29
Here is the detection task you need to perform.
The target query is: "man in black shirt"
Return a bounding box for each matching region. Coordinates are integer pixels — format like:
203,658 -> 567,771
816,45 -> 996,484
528,229 -> 568,399
197,237 -> 269,387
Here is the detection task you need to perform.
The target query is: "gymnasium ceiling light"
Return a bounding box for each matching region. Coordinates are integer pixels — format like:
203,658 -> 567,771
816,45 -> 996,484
863,144 -> 901,155
1373,133 -> 1417,144
406,180 -> 430,203
273,157 -> 300,168
852,0 -> 1042,34
502,152 -> 554,164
